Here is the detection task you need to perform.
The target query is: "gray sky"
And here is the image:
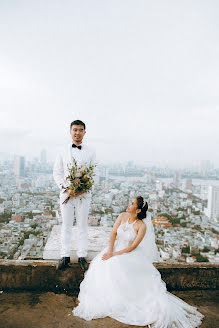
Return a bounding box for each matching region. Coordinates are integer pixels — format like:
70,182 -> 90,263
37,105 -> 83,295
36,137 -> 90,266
0,0 -> 218,167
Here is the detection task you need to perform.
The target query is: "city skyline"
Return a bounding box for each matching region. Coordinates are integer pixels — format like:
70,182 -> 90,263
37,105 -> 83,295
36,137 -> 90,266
0,150 -> 219,170
1,157 -> 218,263
0,1 -> 219,165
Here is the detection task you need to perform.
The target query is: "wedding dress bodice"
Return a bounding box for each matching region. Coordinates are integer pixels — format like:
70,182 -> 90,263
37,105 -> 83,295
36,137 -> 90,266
114,218 -> 137,251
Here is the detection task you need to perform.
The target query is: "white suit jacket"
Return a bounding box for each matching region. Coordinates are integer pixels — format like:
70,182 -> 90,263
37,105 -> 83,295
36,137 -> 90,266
53,142 -> 97,195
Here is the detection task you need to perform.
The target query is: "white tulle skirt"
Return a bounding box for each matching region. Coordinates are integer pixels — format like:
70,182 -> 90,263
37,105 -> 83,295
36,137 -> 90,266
73,247 -> 204,327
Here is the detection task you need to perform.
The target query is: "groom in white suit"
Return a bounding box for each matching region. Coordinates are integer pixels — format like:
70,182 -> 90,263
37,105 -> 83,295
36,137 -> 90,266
53,120 -> 96,270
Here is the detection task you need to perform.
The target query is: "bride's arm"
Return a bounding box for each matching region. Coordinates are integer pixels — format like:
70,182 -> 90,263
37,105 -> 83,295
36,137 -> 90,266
101,214 -> 123,260
113,223 -> 146,257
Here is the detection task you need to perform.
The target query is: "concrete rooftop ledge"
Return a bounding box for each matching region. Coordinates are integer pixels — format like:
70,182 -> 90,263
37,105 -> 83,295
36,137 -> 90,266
0,260 -> 218,293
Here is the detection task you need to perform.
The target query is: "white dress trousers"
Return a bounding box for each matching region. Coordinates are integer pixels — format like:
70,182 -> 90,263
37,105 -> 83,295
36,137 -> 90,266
59,192 -> 91,258
53,141 -> 97,258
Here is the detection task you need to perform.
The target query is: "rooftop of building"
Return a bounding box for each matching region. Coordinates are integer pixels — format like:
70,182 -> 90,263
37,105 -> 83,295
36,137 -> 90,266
1,289 -> 218,328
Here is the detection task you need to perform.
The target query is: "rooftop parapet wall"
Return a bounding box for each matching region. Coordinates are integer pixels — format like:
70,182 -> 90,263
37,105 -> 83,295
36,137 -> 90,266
0,260 -> 218,293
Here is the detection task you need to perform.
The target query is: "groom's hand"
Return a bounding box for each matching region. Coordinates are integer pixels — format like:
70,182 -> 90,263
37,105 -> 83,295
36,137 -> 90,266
72,191 -> 85,197
66,189 -> 85,198
66,189 -> 75,197
102,252 -> 113,261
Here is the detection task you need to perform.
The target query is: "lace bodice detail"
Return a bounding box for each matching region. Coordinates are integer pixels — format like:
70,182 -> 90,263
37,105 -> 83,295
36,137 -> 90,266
114,218 -> 137,251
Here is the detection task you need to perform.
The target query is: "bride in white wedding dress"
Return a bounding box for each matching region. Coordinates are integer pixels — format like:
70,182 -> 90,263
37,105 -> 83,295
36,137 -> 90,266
73,196 -> 204,327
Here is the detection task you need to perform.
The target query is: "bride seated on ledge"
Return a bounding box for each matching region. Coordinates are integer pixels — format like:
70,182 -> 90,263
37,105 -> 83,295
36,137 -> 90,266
72,195 -> 204,328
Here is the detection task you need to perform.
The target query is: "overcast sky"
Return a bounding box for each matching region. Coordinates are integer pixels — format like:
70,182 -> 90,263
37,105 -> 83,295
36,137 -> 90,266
0,0 -> 218,167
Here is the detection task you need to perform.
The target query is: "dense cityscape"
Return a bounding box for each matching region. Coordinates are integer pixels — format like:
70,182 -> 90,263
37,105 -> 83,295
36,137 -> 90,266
0,151 -> 219,264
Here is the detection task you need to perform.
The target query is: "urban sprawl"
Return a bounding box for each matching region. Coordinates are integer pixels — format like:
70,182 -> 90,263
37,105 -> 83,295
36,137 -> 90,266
0,153 -> 219,264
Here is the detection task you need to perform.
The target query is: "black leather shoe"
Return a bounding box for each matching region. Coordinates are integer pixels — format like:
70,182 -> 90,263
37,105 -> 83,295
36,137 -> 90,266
56,256 -> 70,270
78,257 -> 88,271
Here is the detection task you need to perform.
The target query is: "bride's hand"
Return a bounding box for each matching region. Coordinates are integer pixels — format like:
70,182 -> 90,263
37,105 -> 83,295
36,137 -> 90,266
102,252 -> 113,261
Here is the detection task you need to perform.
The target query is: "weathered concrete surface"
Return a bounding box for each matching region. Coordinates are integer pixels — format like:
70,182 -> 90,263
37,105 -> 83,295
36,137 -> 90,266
0,290 -> 218,328
0,260 -> 218,292
43,225 -> 112,260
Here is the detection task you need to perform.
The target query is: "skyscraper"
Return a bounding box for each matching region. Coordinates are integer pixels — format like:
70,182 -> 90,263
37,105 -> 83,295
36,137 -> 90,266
185,179 -> 193,191
206,186 -> 219,221
40,149 -> 47,164
173,171 -> 181,188
201,160 -> 213,175
14,156 -> 25,177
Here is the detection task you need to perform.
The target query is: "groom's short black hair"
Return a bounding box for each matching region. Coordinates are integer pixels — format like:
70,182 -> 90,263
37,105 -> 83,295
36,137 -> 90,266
70,120 -> 86,130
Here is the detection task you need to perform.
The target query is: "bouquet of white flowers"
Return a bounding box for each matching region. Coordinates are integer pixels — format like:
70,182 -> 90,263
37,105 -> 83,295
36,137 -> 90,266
62,158 -> 97,204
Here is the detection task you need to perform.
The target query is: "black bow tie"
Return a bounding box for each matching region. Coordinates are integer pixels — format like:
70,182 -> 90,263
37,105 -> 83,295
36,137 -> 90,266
72,143 -> 82,150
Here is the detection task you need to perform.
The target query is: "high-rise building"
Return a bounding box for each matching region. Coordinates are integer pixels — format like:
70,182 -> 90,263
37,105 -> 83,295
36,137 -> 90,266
185,179 -> 192,191
127,161 -> 134,167
206,186 -> 219,221
40,149 -> 47,163
156,180 -> 162,192
201,160 -> 213,175
14,156 -> 25,177
173,171 -> 181,188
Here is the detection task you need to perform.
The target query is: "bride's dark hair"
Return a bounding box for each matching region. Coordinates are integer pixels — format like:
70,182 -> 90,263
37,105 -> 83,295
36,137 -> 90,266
136,196 -> 148,220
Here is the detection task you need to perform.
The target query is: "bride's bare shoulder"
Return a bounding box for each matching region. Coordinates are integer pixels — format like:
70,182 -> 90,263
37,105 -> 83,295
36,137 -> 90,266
119,212 -> 128,217
119,212 -> 129,218
137,220 -> 146,228
118,212 -> 129,222
113,212 -> 128,229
